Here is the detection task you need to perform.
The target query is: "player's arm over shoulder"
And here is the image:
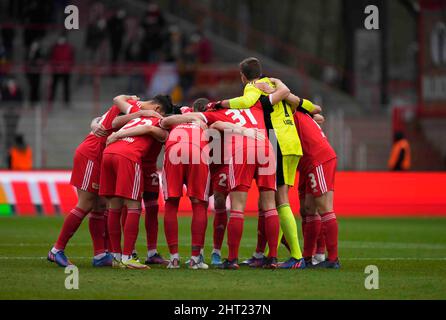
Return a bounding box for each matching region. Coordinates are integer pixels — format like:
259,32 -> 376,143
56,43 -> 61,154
160,113 -> 204,129
286,93 -> 322,115
221,84 -> 263,109
113,95 -> 140,114
110,119 -> 168,143
112,109 -> 163,129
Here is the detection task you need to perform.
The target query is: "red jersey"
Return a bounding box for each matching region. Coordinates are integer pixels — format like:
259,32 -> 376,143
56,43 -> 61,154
76,102 -> 140,160
200,102 -> 266,130
294,111 -> 337,170
200,102 -> 270,163
180,106 -> 193,114
165,122 -> 207,152
104,116 -> 162,164
142,140 -> 163,166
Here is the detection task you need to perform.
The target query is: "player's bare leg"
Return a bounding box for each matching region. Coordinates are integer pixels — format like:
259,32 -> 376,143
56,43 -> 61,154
120,198 -> 148,269
212,191 -> 228,265
188,197 -> 209,269
313,191 -> 339,269
48,189 -> 98,267
164,197 -> 181,268
143,192 -> 167,265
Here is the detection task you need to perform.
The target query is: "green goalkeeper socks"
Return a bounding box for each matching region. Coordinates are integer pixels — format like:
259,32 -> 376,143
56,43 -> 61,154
277,204 -> 302,259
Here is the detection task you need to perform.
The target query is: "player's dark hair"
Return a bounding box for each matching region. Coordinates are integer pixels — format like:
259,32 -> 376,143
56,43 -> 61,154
239,57 -> 262,81
152,95 -> 174,115
192,98 -> 210,112
172,105 -> 183,115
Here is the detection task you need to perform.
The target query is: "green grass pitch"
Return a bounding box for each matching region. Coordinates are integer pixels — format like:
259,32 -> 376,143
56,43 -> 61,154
0,216 -> 445,299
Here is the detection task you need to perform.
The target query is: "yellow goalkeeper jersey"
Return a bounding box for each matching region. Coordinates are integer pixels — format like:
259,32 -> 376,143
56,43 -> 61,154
229,77 -> 302,156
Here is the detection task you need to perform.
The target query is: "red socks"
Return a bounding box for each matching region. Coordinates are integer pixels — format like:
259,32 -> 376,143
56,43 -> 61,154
213,208 -> 227,251
255,211 -> 267,254
264,209 -> 280,258
103,210 -> 111,251
88,211 -> 106,256
164,200 -> 179,255
120,206 -> 128,231
144,200 -> 159,251
321,212 -> 338,261
302,215 -> 322,258
227,210 -> 244,261
108,208 -> 122,254
316,226 -> 326,255
191,202 -> 208,256
301,216 -> 306,237
54,207 -> 88,250
123,208 -> 141,256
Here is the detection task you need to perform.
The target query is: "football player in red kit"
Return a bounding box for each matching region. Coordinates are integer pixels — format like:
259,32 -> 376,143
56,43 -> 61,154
47,95 -> 142,268
191,98 -> 230,266
292,105 -> 339,269
162,81 -> 290,269
111,104 -> 168,266
159,107 -> 211,270
166,98 -> 228,266
100,95 -> 173,269
271,91 -> 338,269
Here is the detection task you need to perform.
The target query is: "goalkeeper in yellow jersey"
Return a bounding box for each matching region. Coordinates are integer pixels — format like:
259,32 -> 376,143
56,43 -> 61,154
210,57 -> 319,269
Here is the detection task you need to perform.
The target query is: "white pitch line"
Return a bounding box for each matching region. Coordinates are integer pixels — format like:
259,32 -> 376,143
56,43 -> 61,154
0,257 -> 445,261
339,241 -> 446,250
343,257 -> 446,261
1,241 -> 445,250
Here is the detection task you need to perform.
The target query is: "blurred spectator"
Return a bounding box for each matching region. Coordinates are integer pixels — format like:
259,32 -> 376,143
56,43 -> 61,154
178,34 -> 200,98
26,40 -> 44,105
53,0 -> 69,25
8,134 -> 32,170
22,0 -> 52,50
197,32 -> 213,64
141,3 -> 167,62
124,25 -> 147,95
0,41 -> 6,65
1,20 -> 15,61
107,9 -> 126,63
85,16 -> 108,63
124,30 -> 146,62
388,131 -> 411,171
165,25 -> 183,62
1,78 -> 23,155
49,35 -> 74,106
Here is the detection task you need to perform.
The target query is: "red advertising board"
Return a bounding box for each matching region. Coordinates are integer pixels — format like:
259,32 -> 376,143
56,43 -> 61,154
0,171 -> 445,217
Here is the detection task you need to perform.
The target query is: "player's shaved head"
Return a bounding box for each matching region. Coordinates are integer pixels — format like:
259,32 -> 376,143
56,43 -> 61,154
192,98 -> 210,112
239,57 -> 262,81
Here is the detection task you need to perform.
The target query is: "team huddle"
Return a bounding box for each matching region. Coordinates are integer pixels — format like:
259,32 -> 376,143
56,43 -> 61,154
47,57 -> 340,270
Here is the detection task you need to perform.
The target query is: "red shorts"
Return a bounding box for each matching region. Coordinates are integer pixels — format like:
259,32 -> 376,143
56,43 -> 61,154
298,158 -> 337,199
99,153 -> 143,201
210,164 -> 229,195
70,151 -> 101,194
143,163 -> 160,194
228,147 -> 276,192
162,147 -> 210,202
